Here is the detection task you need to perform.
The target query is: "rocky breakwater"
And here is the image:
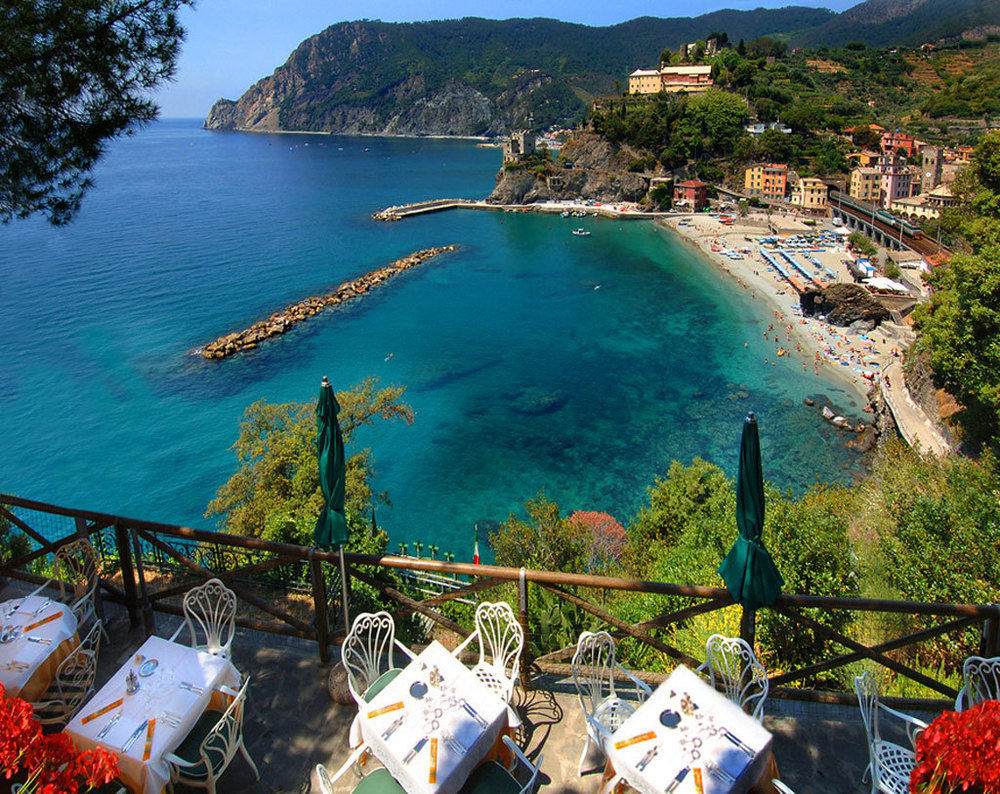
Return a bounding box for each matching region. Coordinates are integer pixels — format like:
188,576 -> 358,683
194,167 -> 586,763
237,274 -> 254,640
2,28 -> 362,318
197,246 -> 457,359
799,283 -> 890,329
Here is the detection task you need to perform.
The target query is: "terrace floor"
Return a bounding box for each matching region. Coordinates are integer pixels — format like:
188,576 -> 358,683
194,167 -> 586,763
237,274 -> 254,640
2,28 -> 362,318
4,582 -> 943,793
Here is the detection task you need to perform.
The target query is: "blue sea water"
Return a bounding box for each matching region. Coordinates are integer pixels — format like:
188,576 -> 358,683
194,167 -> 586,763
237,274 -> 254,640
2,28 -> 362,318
0,120 -> 866,556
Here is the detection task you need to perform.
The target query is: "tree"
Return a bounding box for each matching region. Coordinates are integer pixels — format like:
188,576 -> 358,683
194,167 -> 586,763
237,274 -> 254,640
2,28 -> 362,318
490,492 -> 590,572
852,125 -> 883,152
848,230 -> 878,259
737,38 -> 746,56
205,378 -> 414,547
1,0 -> 193,225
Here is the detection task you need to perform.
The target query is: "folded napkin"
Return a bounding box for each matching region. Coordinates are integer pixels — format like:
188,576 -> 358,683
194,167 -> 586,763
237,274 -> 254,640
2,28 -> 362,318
23,611 -> 62,632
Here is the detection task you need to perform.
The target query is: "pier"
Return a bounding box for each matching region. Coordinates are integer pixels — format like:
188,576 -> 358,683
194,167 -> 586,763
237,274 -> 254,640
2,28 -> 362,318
372,198 -> 661,221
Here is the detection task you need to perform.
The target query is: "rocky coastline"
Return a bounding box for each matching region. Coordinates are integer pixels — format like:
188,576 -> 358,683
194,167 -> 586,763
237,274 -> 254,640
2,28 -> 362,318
197,246 -> 456,360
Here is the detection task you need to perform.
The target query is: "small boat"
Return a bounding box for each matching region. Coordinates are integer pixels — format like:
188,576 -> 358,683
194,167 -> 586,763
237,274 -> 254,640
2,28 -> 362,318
572,228 -> 591,236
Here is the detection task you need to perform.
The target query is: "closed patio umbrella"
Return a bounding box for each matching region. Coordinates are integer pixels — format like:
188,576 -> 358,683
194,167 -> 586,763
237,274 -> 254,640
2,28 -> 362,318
314,376 -> 350,630
718,412 -> 784,622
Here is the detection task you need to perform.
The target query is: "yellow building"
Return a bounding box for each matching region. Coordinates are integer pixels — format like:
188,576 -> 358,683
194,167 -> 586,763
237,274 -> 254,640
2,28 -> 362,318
849,167 -> 881,203
628,69 -> 662,94
628,65 -> 713,95
791,177 -> 829,211
744,163 -> 788,200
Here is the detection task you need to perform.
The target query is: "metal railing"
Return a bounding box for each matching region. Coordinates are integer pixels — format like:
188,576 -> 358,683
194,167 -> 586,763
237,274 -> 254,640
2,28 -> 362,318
2,494 -> 997,710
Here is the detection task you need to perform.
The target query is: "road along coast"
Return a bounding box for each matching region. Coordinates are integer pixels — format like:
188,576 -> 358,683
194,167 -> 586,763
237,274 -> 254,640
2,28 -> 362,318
196,246 -> 457,360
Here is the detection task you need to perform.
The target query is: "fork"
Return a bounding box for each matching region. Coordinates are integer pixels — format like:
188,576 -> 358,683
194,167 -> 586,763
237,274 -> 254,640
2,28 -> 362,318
96,712 -> 122,740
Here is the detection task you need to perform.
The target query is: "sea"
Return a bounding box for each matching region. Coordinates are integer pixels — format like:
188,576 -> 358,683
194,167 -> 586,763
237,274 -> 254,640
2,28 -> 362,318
0,119 -> 866,558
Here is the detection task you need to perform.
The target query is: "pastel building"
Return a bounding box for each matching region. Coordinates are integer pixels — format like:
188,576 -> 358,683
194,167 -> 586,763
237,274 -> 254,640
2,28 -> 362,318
673,179 -> 709,210
791,177 -> 829,211
744,163 -> 789,200
881,130 -> 920,158
879,152 -> 913,208
850,167 -> 881,203
628,65 -> 714,95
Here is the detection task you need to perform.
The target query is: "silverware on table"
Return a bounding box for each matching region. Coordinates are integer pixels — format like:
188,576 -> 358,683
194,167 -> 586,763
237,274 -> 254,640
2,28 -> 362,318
722,728 -> 756,759
96,712 -> 122,741
178,681 -> 204,694
121,720 -> 148,753
31,599 -> 52,616
636,744 -> 659,771
381,715 -> 405,741
443,731 -> 467,755
160,712 -> 181,728
402,737 -> 427,764
460,700 -> 487,728
706,760 -> 735,784
25,636 -> 51,645
664,766 -> 689,793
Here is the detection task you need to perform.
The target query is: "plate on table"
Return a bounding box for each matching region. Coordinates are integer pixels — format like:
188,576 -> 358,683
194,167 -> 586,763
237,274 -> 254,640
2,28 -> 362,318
409,681 -> 428,699
138,659 -> 159,677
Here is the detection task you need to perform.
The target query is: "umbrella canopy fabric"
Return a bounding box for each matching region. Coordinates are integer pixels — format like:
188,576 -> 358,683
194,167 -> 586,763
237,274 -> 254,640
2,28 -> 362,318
313,377 -> 349,548
718,413 -> 784,611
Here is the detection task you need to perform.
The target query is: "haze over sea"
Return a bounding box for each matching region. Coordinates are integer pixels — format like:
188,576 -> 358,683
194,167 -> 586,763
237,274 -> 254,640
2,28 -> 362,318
0,120 -> 865,557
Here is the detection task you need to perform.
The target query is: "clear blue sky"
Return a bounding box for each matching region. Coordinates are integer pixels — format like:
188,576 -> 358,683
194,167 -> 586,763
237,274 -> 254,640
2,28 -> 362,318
157,0 -> 859,118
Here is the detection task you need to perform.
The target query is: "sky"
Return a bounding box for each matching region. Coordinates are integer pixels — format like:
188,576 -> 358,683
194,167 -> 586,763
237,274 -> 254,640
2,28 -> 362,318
158,0 -> 859,118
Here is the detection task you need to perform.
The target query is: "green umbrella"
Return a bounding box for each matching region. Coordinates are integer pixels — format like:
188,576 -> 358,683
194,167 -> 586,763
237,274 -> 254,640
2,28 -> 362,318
314,376 -> 348,548
718,412 -> 784,612
313,376 -> 350,630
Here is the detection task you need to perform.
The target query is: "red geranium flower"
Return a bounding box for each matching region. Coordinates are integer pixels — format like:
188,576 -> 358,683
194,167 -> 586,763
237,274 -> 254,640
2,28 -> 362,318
910,700 -> 1000,793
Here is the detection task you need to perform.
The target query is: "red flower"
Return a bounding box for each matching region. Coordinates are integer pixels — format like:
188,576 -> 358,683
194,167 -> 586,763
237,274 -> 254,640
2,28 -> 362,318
911,700 -> 1000,793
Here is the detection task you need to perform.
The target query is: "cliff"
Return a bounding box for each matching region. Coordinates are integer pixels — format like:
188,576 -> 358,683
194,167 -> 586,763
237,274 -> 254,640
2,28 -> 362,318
488,132 -> 652,205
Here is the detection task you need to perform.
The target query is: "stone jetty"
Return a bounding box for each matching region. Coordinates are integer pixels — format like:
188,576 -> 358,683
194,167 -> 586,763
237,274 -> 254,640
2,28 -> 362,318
197,246 -> 457,359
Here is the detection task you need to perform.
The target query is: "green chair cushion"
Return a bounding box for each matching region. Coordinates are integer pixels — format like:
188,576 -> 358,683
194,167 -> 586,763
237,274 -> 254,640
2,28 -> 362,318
363,669 -> 402,703
354,768 -> 406,794
458,761 -> 521,794
172,709 -> 226,779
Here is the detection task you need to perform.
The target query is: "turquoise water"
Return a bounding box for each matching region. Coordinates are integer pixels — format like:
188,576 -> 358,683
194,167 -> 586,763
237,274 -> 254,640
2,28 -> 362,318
0,120 -> 865,556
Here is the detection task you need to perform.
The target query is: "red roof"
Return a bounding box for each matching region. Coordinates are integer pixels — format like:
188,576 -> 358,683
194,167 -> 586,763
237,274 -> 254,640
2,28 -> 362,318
676,180 -> 708,188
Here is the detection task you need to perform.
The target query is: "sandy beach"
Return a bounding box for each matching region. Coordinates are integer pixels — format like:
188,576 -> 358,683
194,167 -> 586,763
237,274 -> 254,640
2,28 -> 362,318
656,211 -> 914,408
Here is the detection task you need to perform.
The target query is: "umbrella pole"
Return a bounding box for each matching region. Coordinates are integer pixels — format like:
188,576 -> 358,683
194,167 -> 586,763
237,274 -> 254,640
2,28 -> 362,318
339,544 -> 350,631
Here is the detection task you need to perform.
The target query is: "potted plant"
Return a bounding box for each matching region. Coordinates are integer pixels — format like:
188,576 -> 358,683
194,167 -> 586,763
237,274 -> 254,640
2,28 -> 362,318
910,700 -> 1000,793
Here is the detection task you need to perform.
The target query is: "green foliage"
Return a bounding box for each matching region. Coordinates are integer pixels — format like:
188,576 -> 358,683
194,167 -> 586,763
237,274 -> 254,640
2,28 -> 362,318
489,491 -> 589,572
205,378 -> 413,549
884,260 -> 902,280
649,183 -> 673,210
1,0 -> 193,225
849,230 -> 878,259
0,504 -> 31,564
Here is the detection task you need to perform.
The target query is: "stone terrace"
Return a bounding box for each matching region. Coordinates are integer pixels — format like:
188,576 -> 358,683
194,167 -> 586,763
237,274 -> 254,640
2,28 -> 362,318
9,587 -> 942,794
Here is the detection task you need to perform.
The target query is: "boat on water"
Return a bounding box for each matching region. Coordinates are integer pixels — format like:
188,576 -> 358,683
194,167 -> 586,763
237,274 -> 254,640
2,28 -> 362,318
572,228 -> 591,236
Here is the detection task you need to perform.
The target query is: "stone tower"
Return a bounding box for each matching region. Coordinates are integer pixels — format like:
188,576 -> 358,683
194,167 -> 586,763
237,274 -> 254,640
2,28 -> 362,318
921,145 -> 942,194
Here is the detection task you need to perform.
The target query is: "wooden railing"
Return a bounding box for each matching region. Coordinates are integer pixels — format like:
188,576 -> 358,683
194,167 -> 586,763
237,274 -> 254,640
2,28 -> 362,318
2,494 -> 998,709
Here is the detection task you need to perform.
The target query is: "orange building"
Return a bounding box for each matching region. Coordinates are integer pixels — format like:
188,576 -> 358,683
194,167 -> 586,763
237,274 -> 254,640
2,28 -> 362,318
881,130 -> 920,158
744,163 -> 788,200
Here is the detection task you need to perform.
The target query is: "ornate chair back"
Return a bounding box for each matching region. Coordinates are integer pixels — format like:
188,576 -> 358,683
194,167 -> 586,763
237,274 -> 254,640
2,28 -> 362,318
53,538 -> 98,625
698,634 -> 769,720
194,678 -> 251,786
181,578 -> 237,659
854,671 -> 883,782
34,619 -> 103,724
342,611 -> 398,705
473,601 -> 523,686
571,630 -> 618,720
961,655 -> 1000,709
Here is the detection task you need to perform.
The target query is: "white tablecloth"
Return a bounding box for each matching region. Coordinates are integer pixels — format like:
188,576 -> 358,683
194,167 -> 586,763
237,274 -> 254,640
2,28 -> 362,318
360,640 -> 507,794
66,635 -> 241,794
0,594 -> 79,698
607,665 -> 772,794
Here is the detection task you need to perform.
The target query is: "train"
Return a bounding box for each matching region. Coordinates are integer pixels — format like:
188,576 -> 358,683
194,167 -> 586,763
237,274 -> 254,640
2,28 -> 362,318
830,191 -> 924,240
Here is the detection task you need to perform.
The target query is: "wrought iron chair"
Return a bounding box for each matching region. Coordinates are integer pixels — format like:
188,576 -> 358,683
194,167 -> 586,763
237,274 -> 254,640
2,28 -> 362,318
164,677 -> 259,794
772,781 -> 796,794
571,631 -> 652,776
457,736 -> 543,794
169,578 -> 237,659
29,619 -> 103,725
452,601 -> 524,706
854,671 -> 927,794
695,634 -> 769,720
955,655 -> 1000,711
315,758 -> 405,793
28,537 -> 101,637
342,611 -> 417,748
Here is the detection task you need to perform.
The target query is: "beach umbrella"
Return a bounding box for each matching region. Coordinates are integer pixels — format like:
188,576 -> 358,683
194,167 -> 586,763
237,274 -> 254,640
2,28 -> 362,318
313,376 -> 351,630
718,412 -> 784,617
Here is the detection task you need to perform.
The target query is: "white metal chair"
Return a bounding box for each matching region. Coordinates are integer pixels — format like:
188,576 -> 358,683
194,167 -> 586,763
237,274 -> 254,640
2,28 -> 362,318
452,601 -> 524,705
854,671 -> 928,794
165,677 -> 259,794
341,611 -> 417,748
458,735 -> 543,794
695,634 -> 769,720
29,619 -> 103,725
955,655 -> 1000,711
169,578 -> 237,659
571,631 -> 652,776
772,781 -> 796,794
28,537 -> 100,636
315,758 -> 405,793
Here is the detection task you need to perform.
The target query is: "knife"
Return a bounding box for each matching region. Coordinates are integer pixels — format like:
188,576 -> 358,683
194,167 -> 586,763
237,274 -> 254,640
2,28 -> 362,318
665,766 -> 689,793
403,737 -> 427,764
461,700 -> 487,728
122,720 -> 148,753
722,729 -> 756,759
96,712 -> 122,740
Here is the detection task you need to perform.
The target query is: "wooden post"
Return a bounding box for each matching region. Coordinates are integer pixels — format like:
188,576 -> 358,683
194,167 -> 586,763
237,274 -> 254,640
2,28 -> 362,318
130,528 -> 154,635
310,550 -> 330,665
740,605 -> 756,650
114,521 -> 140,627
981,603 -> 1000,657
518,568 -> 531,692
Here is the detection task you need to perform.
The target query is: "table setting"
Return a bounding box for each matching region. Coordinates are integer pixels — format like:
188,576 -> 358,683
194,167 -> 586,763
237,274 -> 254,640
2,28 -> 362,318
65,634 -> 240,794
0,593 -> 80,700
607,665 -> 774,794
360,640 -> 508,794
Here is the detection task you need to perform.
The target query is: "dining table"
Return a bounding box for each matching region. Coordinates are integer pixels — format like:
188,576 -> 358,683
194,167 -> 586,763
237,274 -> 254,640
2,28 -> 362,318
0,593 -> 80,701
65,634 -> 241,794
359,639 -> 509,794
606,664 -> 775,794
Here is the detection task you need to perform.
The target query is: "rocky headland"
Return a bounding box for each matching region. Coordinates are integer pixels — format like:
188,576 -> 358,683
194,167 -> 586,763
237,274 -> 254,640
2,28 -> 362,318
197,246 -> 456,359
799,282 -> 891,328
488,132 -> 653,205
